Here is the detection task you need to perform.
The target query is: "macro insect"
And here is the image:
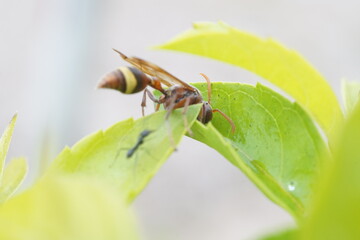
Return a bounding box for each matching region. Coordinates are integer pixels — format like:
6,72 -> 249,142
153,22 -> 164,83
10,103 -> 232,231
110,129 -> 154,168
126,129 -> 153,158
98,49 -> 235,133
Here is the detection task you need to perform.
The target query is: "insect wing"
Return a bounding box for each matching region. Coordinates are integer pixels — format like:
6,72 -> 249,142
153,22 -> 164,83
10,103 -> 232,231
113,49 -> 194,90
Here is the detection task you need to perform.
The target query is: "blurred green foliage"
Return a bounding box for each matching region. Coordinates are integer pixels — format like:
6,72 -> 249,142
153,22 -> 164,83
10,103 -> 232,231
0,21 -> 359,239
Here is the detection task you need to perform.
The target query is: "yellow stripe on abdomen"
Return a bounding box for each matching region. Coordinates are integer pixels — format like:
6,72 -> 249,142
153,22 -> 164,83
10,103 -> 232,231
119,66 -> 137,94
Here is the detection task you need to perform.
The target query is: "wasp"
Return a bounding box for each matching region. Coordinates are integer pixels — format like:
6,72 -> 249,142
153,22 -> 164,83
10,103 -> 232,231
98,49 -> 235,133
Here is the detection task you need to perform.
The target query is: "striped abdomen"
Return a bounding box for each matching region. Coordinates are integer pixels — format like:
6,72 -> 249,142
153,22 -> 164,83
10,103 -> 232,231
98,66 -> 151,94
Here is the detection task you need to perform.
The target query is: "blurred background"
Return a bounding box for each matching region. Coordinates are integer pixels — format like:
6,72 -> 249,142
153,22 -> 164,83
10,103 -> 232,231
1,1 -> 359,239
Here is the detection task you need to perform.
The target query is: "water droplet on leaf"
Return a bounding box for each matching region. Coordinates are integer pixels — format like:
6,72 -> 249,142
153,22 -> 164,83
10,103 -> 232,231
288,182 -> 295,191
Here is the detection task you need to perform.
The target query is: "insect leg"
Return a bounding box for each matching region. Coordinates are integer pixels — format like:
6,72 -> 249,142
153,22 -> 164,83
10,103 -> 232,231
131,145 -> 158,183
141,88 -> 162,116
212,109 -> 236,134
165,92 -> 178,119
109,147 -> 128,168
165,93 -> 179,149
141,90 -> 147,116
181,97 -> 193,136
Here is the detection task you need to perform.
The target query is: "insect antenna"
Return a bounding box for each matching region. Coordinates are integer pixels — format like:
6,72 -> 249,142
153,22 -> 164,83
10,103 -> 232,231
212,109 -> 236,134
200,73 -> 212,105
199,73 -> 236,134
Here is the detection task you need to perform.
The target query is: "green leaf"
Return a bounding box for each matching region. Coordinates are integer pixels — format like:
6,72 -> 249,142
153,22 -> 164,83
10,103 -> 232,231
0,114 -> 17,184
0,157 -> 27,203
156,21 -> 343,141
300,102 -> 360,239
49,105 -> 201,202
190,82 -> 327,219
342,79 -> 360,115
0,175 -> 139,240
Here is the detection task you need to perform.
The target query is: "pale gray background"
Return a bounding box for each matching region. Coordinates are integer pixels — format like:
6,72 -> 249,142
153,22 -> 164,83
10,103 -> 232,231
1,1 -> 359,239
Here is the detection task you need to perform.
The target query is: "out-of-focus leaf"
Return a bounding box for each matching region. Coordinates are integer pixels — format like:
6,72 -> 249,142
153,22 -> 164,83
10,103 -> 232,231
49,105 -> 201,202
156,21 -> 343,141
257,228 -> 298,240
0,175 -> 139,240
342,79 -> 360,115
301,102 -> 360,239
190,82 -> 327,219
0,114 -> 17,184
0,157 -> 27,203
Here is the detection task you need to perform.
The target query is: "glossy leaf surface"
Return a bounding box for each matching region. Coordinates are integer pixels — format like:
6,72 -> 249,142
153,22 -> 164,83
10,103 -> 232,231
49,105 -> 201,202
190,82 -> 327,219
156,21 -> 343,140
